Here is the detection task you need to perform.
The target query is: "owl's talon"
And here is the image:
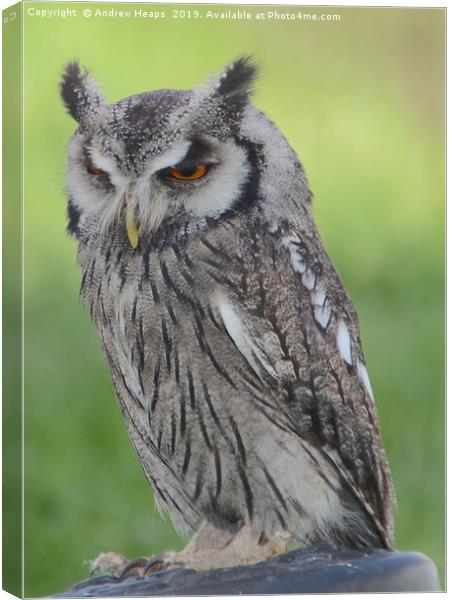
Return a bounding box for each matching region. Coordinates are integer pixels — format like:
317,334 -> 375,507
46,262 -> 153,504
142,552 -> 175,576
117,557 -> 149,580
117,552 -> 175,579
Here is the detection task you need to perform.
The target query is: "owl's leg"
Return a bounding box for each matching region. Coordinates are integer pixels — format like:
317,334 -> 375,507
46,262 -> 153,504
170,520 -> 286,571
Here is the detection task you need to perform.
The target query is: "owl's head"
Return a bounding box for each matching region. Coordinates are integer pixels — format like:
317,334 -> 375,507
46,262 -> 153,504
61,57 -> 311,249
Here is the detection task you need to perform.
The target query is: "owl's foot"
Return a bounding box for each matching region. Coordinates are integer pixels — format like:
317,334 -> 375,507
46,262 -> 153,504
170,521 -> 287,571
89,551 -> 175,579
90,523 -> 286,579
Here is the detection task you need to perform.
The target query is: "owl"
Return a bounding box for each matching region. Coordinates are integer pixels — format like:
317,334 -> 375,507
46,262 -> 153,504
61,57 -> 396,576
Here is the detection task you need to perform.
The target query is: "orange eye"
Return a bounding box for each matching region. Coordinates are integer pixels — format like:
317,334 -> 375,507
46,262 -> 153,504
87,165 -> 105,176
169,164 -> 208,181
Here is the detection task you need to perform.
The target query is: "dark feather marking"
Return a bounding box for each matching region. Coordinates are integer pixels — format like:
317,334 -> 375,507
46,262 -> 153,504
159,259 -> 174,290
205,267 -> 237,291
192,319 -> 236,388
199,236 -> 243,265
208,489 -> 218,512
136,357 -> 145,400
88,258 -> 96,285
213,448 -> 222,499
160,258 -> 198,307
171,243 -> 182,261
100,297 -> 108,323
205,342 -> 237,388
238,466 -> 254,519
167,303 -> 178,326
148,476 -> 168,505
275,508 -> 287,530
193,469 -> 204,501
80,269 -> 88,293
267,305 -> 302,374
167,494 -> 185,517
182,435 -> 191,475
118,262 -> 128,291
187,368 -> 196,409
207,306 -> 223,331
199,256 -> 224,271
227,137 -> 264,214
180,269 -> 195,286
170,413 -> 177,454
179,391 -> 186,437
117,367 -> 144,409
66,200 -> 81,236
150,279 -> 160,303
161,317 -> 172,372
202,382 -> 230,443
142,253 -> 160,302
299,438 -> 339,492
157,426 -> 163,451
193,316 -> 207,353
229,417 -> 247,465
291,498 -> 308,518
262,466 -> 289,512
174,349 -> 180,385
184,253 -> 195,270
138,318 -> 145,371
199,236 -> 223,255
150,359 -> 161,412
331,370 -> 349,408
130,297 -> 138,323
89,297 -> 95,318
236,367 -> 264,392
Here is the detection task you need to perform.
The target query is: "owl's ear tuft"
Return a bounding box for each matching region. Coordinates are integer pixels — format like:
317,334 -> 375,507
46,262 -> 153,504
217,55 -> 259,98
60,61 -> 106,125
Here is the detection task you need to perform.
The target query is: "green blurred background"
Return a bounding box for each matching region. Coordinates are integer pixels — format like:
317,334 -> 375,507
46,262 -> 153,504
19,4 -> 445,596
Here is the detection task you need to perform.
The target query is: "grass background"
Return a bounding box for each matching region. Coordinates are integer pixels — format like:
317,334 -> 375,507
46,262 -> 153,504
18,4 -> 445,595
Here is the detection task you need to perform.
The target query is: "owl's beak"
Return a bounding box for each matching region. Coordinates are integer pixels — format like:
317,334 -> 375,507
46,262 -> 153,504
126,209 -> 139,249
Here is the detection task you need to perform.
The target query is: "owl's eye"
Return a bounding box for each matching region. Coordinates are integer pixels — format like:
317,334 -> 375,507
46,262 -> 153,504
169,165 -> 209,181
87,164 -> 106,177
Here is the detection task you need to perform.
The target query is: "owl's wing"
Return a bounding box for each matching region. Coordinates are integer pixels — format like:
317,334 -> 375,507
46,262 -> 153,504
209,222 -> 395,548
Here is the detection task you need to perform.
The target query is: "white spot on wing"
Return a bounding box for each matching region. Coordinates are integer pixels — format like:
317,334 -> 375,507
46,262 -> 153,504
336,320 -> 352,365
357,360 -> 375,401
314,304 -> 331,329
302,268 -> 316,291
282,235 -> 306,274
312,289 -> 326,307
216,296 -> 277,379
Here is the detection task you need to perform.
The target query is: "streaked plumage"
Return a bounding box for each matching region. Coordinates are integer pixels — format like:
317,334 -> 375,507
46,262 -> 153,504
61,57 -> 396,570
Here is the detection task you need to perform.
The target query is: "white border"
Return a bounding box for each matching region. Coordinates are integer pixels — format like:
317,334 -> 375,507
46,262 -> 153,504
0,1 -> 447,599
